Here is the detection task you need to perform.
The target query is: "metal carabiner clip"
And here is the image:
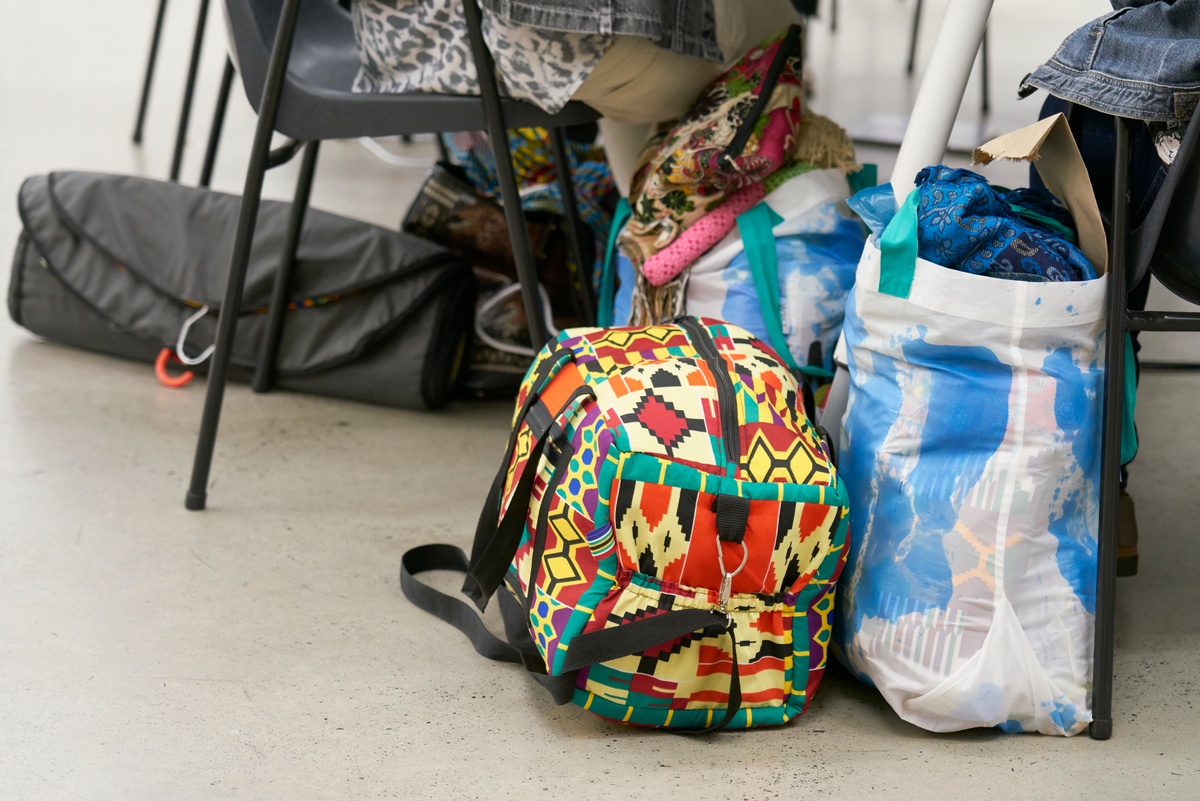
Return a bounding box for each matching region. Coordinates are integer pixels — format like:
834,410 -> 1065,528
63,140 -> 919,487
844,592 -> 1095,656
714,539 -> 749,628
175,305 -> 215,366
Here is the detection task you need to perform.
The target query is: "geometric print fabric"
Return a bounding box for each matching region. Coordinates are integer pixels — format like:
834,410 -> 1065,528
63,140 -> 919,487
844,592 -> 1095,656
597,359 -> 725,468
609,478 -> 841,597
500,318 -> 849,727
581,569 -> 793,714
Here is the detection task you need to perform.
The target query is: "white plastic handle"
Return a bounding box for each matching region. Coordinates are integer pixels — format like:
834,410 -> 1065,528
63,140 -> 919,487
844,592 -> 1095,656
891,0 -> 996,203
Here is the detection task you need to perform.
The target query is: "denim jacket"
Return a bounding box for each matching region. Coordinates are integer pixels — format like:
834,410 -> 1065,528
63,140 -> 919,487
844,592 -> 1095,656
1019,0 -> 1200,122
478,0 -> 722,61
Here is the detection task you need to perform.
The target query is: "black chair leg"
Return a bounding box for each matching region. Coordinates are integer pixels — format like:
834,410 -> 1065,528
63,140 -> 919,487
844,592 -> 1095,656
186,0 -> 305,511
548,127 -> 595,325
462,0 -> 547,347
199,56 -> 236,188
253,140 -> 321,393
170,0 -> 212,182
907,0 -> 923,75
1090,116 -> 1133,740
133,0 -> 170,145
980,25 -> 991,117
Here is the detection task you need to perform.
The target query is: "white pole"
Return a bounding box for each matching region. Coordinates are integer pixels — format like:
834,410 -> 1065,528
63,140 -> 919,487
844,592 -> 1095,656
890,0 -> 995,202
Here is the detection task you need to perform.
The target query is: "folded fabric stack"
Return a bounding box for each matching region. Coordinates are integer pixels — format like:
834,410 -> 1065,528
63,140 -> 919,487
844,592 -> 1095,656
614,27 -> 809,324
621,106 -> 861,324
620,29 -> 805,264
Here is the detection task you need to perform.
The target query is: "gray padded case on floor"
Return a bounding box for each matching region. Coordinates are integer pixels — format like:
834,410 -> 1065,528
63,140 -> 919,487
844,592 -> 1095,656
9,171 -> 474,409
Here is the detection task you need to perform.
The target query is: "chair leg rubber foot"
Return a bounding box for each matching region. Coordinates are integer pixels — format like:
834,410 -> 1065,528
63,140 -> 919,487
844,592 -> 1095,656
185,491 -> 208,511
1089,719 -> 1113,740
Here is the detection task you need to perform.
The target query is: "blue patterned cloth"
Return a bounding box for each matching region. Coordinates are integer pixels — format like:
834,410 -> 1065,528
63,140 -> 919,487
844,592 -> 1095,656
914,165 -> 1098,282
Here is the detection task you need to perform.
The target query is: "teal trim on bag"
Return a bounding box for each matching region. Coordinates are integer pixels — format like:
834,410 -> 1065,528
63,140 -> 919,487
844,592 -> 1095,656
736,203 -> 835,379
619,452 -> 846,507
848,163 -> 878,195
878,188 -> 920,298
736,203 -> 801,372
598,198 -> 631,327
570,681 -> 780,729
1121,333 -> 1139,465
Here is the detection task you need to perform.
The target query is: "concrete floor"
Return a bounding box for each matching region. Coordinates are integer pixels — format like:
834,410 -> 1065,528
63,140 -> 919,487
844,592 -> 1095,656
2,1 -> 1199,799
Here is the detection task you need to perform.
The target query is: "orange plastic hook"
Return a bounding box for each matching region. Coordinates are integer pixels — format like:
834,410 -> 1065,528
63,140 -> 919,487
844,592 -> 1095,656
155,347 -> 195,388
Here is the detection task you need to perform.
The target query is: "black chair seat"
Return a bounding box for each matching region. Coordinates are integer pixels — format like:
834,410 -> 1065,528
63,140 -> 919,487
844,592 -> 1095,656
224,0 -> 599,141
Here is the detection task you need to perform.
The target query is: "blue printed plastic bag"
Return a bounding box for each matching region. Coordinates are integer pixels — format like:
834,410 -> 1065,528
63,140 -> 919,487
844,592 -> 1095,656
833,116 -> 1111,736
605,168 -> 865,376
686,169 -> 864,377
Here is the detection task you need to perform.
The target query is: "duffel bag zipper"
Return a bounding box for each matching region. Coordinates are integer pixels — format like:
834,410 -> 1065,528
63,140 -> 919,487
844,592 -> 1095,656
679,317 -> 740,466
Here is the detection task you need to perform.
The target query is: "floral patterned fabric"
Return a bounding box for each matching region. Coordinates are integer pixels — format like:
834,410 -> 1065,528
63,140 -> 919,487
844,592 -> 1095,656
915,165 -> 1097,283
616,26 -> 805,268
352,0 -> 610,114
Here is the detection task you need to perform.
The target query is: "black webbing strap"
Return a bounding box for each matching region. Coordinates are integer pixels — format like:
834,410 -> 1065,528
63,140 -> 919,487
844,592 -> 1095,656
526,437 -> 575,617
404,545 -> 743,727
400,544 -> 522,664
467,348 -> 569,573
463,384 -> 594,611
462,417 -> 554,609
496,589 -> 577,704
400,543 -> 576,703
713,494 -> 751,543
560,609 -> 724,671
561,609 -> 744,732
709,630 -> 742,733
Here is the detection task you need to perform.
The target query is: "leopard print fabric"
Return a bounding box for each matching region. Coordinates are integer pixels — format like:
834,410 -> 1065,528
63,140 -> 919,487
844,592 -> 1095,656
352,0 -> 611,114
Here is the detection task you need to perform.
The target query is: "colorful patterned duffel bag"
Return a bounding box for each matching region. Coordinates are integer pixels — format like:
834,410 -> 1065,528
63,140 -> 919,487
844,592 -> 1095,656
402,318 -> 849,730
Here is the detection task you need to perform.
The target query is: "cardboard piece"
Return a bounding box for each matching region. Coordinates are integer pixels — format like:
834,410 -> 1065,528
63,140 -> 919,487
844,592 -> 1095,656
973,113 -> 1108,276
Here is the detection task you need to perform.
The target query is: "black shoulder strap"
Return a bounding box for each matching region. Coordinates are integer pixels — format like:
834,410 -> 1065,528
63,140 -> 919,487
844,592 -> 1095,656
466,347 -> 569,573
400,542 -> 576,704
463,383 -> 593,611
400,544 -> 520,663
403,545 -> 742,728
562,609 -> 743,732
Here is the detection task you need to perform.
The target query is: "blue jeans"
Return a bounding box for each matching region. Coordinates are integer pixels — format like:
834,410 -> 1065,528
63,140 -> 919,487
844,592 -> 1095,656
1020,0 -> 1200,122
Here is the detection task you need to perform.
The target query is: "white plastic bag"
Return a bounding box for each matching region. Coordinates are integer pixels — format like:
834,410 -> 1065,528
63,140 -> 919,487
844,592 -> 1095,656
603,169 -> 865,379
686,168 -> 864,374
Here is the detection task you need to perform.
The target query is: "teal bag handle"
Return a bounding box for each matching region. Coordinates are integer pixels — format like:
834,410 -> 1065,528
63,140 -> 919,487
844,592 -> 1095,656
736,202 -> 832,378
878,188 -> 920,298
597,197 -> 631,327
1120,333 -> 1139,465
736,203 -> 795,370
848,163 -> 878,196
